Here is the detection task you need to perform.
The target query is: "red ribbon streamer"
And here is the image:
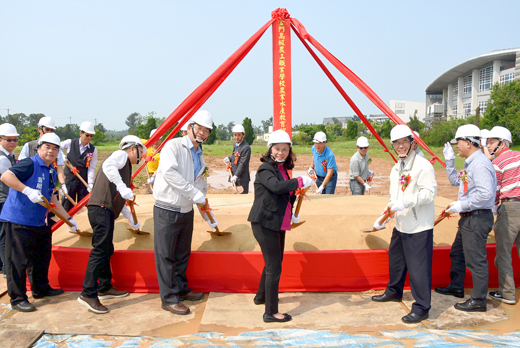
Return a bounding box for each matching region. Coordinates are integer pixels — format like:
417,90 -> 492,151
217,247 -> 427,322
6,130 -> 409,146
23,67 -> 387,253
71,166 -> 80,175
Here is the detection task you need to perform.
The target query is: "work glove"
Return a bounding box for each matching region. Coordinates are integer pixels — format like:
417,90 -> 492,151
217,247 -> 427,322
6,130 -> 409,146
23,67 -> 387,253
223,157 -> 230,164
129,214 -> 141,230
446,201 -> 463,214
443,142 -> 455,161
231,175 -> 238,183
87,183 -> 93,193
390,199 -> 405,212
369,170 -> 374,177
208,218 -> 218,232
22,187 -> 43,203
363,183 -> 371,191
492,204 -> 498,216
301,176 -> 314,188
373,216 -> 386,230
193,190 -> 206,204
116,182 -> 134,200
307,167 -> 315,177
147,176 -> 155,185
291,213 -> 300,224
61,184 -> 68,195
316,185 -> 324,194
121,205 -> 131,219
68,217 -> 79,233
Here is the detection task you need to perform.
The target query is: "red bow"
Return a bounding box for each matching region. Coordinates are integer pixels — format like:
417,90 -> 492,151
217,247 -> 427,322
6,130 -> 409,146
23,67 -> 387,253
271,8 -> 290,20
199,203 -> 217,219
70,166 -> 80,175
226,164 -> 232,170
295,189 -> 310,201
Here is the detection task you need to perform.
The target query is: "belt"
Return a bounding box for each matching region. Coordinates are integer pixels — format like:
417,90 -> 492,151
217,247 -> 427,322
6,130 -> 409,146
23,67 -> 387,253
459,209 -> 492,218
502,197 -> 520,203
317,172 -> 337,180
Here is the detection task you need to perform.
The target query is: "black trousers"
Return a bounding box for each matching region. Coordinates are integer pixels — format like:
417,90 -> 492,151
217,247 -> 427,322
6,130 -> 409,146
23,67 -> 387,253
448,212 -> 494,299
154,206 -> 194,305
384,227 -> 433,316
81,206 -> 115,298
62,176 -> 89,212
0,201 -> 5,273
240,181 -> 249,194
252,222 -> 286,315
5,222 -> 53,305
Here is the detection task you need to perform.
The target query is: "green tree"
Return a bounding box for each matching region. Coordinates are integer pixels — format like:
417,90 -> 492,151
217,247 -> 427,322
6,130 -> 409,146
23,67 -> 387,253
261,117 -> 273,133
407,113 -> 425,133
19,126 -> 39,144
343,120 -> 358,139
55,124 -> 80,140
215,124 -> 228,141
205,123 -> 217,145
377,120 -> 393,138
481,80 -> 520,143
126,112 -> 141,134
134,113 -> 157,139
243,117 -> 255,145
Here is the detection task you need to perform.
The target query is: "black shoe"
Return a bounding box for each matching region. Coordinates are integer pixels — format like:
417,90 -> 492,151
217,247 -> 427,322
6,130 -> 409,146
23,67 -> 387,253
32,288 -> 64,299
263,313 -> 292,323
254,296 -> 265,305
489,291 -> 516,305
402,312 -> 428,323
435,286 -> 464,298
371,293 -> 402,302
179,291 -> 204,301
455,298 -> 487,312
12,300 -> 36,312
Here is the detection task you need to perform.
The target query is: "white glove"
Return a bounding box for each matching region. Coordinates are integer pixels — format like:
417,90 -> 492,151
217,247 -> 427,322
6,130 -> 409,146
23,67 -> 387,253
231,175 -> 238,183
223,157 -> 230,164
369,170 -> 374,177
446,201 -> 463,214
193,190 -> 206,204
208,218 -> 218,232
129,214 -> 141,230
22,187 -> 43,203
373,216 -> 386,230
61,184 -> 68,195
492,204 -> 498,216
121,205 -> 131,219
68,217 -> 79,233
87,183 -> 92,193
116,182 -> 134,200
443,142 -> 455,161
291,213 -> 300,223
301,176 -> 314,188
316,185 -> 324,194
147,176 -> 155,185
364,183 -> 371,191
391,199 -> 406,212
307,167 -> 315,177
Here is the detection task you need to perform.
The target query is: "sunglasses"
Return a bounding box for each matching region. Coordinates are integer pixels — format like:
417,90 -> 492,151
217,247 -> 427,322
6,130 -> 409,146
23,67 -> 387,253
1,138 -> 18,143
358,147 -> 368,150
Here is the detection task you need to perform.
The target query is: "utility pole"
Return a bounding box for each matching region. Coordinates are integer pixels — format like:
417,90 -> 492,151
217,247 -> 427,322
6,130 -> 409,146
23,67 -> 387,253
94,118 -> 97,126
69,116 -> 72,124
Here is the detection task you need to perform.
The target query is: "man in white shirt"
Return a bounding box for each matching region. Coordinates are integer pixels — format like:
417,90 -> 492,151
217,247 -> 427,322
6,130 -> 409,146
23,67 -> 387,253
371,125 -> 437,324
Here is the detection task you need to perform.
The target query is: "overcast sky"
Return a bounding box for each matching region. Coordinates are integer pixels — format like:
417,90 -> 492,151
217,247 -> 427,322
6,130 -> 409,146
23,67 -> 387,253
1,0 -> 517,131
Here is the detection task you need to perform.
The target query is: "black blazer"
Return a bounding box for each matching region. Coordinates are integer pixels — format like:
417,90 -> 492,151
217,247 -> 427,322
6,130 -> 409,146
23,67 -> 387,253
227,141 -> 251,185
248,160 -> 298,231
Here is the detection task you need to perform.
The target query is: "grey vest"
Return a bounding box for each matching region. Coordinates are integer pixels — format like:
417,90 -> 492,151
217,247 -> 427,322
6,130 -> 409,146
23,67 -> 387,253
0,151 -> 16,203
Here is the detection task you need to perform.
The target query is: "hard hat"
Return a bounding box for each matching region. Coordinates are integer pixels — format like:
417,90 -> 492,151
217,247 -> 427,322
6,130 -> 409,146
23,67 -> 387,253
356,136 -> 370,147
38,133 -> 61,147
267,129 -> 292,148
181,123 -> 188,132
488,126 -> 512,144
450,124 -> 481,144
313,131 -> 327,143
390,125 -> 413,142
480,129 -> 490,139
413,131 -> 420,139
189,110 -> 213,130
149,129 -> 157,138
80,121 -> 96,135
37,117 -> 56,130
232,124 -> 245,133
120,135 -> 147,152
0,123 -> 19,136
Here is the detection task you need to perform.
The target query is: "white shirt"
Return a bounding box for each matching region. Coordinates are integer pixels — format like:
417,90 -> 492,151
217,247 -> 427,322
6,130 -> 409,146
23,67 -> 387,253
61,139 -> 98,185
18,141 -> 66,165
0,145 -> 15,174
102,150 -> 129,187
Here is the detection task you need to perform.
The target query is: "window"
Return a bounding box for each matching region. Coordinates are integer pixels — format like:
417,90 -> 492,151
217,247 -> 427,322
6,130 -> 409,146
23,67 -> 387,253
479,66 -> 493,92
463,75 -> 472,95
452,82 -> 458,98
427,94 -> 442,99
500,72 -> 515,85
395,110 -> 405,114
478,101 -> 488,114
463,102 -> 471,115
395,102 -> 405,108
452,105 -> 457,115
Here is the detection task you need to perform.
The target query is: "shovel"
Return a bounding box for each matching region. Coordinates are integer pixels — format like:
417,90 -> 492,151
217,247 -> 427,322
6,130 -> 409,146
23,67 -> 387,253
125,198 -> 150,235
64,160 -> 91,190
60,187 -> 77,206
361,206 -> 393,233
38,195 -> 92,237
227,165 -> 238,194
197,198 -> 231,236
144,165 -> 154,194
291,187 -> 311,229
434,204 -> 454,226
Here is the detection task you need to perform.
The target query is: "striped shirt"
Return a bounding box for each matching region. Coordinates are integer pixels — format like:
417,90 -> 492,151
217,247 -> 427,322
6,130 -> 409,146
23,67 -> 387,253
492,148 -> 520,203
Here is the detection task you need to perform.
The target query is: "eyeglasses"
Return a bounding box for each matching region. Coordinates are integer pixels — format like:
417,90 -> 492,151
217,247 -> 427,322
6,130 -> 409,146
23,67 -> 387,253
84,134 -> 94,138
1,138 -> 18,142
193,125 -> 210,135
42,127 -> 55,133
393,140 -> 411,148
358,147 -> 368,150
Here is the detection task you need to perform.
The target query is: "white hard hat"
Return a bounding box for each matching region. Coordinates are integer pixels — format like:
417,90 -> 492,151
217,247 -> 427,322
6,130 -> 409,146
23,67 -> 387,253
313,131 -> 327,143
356,136 -> 370,147
488,126 -> 512,144
181,123 -> 188,132
119,135 -> 147,152
232,124 -> 245,133
390,125 -> 414,142
413,131 -> 420,139
451,124 -> 481,144
38,117 -> 56,130
149,129 -> 157,138
189,110 -> 213,130
480,129 -> 490,139
80,121 -> 96,135
0,123 -> 19,136
267,129 -> 292,148
38,133 -> 61,147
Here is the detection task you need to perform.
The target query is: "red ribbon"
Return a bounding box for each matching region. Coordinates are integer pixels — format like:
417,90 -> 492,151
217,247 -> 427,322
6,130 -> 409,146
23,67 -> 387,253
199,203 -> 217,218
271,8 -> 290,20
145,156 -> 154,163
130,184 -> 135,190
226,164 -> 232,170
71,166 -> 80,175
295,189 -> 310,201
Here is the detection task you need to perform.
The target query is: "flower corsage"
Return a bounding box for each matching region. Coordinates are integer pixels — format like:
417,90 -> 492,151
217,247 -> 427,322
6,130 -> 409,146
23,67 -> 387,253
459,170 -> 469,194
86,152 -> 93,168
234,151 -> 240,165
399,174 -> 411,192
321,160 -> 328,172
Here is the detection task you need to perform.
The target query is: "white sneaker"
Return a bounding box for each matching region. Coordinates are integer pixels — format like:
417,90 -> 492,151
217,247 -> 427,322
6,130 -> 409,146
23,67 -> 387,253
489,291 -> 516,305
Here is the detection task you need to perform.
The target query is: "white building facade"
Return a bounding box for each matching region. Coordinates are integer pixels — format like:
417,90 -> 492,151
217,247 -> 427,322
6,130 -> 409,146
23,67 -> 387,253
389,100 -> 426,123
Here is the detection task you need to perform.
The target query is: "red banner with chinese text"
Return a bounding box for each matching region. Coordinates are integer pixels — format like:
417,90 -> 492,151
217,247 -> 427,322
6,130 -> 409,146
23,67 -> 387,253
272,17 -> 292,137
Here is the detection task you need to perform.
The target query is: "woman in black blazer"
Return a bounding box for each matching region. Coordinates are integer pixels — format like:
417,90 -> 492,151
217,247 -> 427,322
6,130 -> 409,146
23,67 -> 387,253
247,130 -> 313,323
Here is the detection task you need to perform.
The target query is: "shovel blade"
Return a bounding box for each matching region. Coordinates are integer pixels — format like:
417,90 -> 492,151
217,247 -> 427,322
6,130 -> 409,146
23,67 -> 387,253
290,220 -> 306,229
361,226 -> 386,233
69,230 -> 93,237
127,228 -> 150,235
207,229 -> 232,236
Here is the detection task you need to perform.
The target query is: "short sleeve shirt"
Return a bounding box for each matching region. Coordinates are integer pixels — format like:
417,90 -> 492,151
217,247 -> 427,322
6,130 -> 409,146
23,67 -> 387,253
312,145 -> 338,177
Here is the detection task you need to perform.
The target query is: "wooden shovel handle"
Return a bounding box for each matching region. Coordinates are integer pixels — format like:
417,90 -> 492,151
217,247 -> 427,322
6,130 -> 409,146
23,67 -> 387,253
60,187 -> 76,206
197,198 -> 216,223
228,168 -> 238,193
293,187 -> 310,217
38,195 -> 74,227
64,160 -> 90,189
125,199 -> 139,224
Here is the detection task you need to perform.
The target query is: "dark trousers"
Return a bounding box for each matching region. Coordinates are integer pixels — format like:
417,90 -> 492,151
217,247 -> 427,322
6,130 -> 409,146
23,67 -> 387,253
5,222 -> 52,305
448,212 -> 494,299
240,181 -> 249,194
0,202 -> 5,273
81,206 -> 115,298
62,177 -> 89,212
154,206 -> 194,305
252,222 -> 286,315
385,228 -> 433,316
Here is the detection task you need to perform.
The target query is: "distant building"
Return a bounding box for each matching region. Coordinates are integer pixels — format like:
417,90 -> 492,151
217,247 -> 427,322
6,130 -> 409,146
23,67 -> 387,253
425,47 -> 519,126
322,116 -> 353,128
369,114 -> 389,123
389,100 -> 426,123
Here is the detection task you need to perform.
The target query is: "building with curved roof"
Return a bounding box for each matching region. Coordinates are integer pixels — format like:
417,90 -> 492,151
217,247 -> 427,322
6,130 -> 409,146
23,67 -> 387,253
425,48 -> 519,125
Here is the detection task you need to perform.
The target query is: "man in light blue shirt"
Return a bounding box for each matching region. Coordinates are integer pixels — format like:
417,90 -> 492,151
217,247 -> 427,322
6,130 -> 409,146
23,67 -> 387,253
309,132 -> 338,194
435,125 -> 496,312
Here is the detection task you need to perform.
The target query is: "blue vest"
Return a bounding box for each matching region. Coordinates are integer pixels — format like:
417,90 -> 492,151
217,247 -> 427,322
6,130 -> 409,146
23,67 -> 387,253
0,155 -> 57,227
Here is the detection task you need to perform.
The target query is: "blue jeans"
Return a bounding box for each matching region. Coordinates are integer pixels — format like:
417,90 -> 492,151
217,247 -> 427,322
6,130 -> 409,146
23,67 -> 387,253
316,172 -> 337,194
349,179 -> 365,195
